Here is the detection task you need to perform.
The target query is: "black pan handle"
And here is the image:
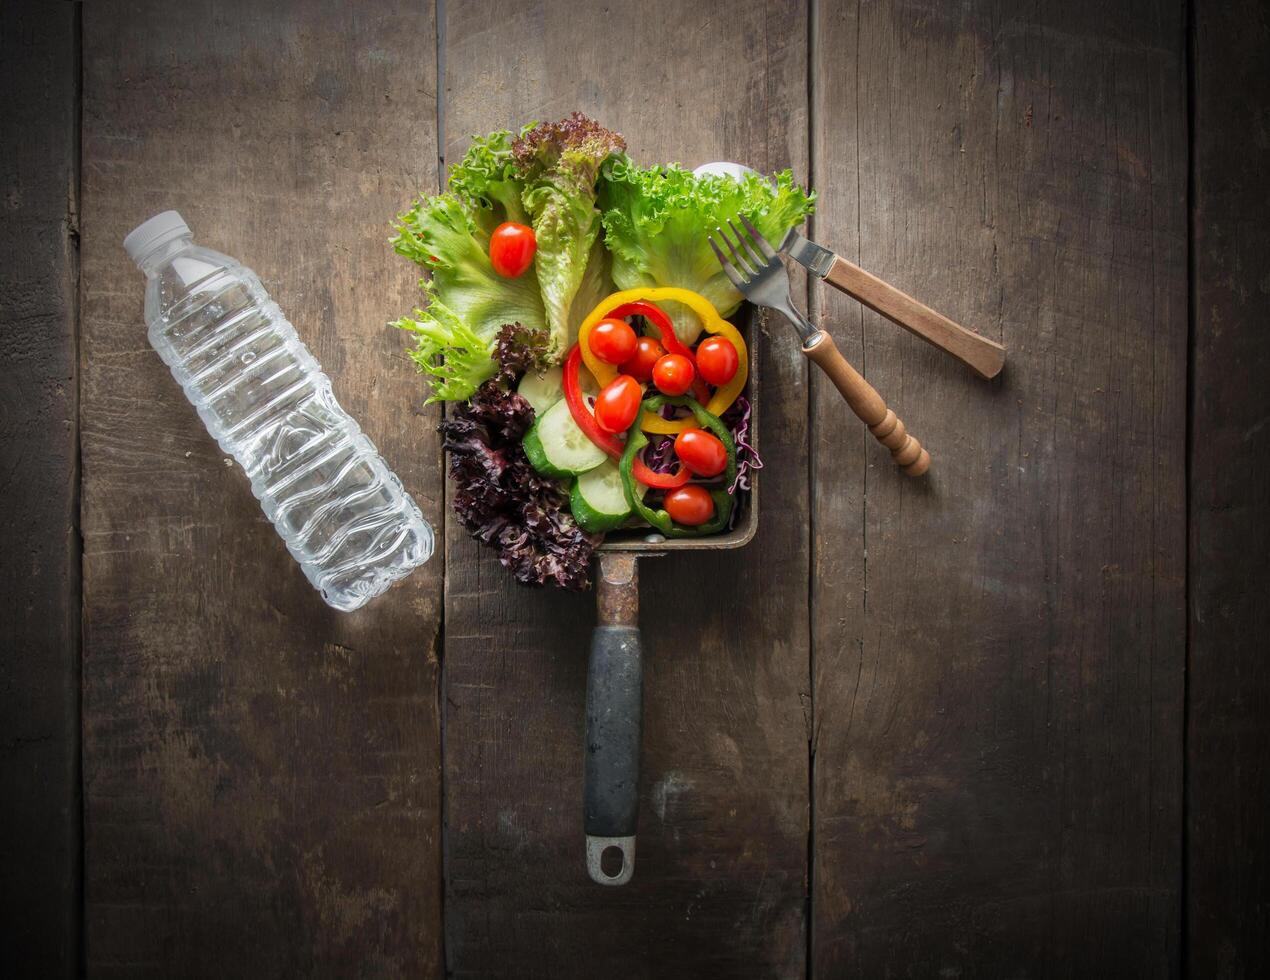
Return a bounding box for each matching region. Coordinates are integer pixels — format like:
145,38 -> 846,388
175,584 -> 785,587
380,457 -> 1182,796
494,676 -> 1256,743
584,552 -> 642,886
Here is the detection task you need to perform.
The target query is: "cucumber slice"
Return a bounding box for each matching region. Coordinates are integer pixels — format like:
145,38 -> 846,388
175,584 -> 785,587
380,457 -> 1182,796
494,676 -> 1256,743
570,459 -> 632,533
522,398 -> 607,478
517,366 -> 564,417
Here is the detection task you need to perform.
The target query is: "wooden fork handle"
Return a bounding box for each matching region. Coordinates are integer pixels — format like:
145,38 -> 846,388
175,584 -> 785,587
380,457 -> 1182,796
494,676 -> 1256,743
803,332 -> 931,477
823,256 -> 1006,380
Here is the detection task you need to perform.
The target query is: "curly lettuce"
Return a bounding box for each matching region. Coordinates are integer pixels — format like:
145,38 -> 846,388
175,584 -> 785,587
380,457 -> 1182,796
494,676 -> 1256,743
439,340 -> 600,590
511,113 -> 624,357
391,116 -> 622,401
567,234 -> 613,348
447,129 -> 528,230
393,299 -> 496,404
599,159 -> 815,343
391,180 -> 547,402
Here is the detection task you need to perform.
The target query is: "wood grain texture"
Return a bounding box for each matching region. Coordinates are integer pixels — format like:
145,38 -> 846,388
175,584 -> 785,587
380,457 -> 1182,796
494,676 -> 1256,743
1189,0 -> 1270,974
0,2 -> 81,975
809,0 -> 1187,975
438,1 -> 810,975
79,2 -> 444,975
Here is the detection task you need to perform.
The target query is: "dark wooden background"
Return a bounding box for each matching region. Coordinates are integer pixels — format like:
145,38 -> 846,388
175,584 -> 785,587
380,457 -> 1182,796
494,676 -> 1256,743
1,0 -> 1266,976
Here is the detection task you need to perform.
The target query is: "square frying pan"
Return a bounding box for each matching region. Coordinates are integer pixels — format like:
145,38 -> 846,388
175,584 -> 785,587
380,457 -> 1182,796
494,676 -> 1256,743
583,305 -> 760,885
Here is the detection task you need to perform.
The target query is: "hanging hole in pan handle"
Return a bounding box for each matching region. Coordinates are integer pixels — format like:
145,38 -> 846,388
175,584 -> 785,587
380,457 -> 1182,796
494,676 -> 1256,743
586,835 -> 636,886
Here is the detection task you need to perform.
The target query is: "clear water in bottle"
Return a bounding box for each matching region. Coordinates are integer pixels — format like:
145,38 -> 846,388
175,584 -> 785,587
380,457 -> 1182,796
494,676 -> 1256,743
125,211 -> 434,611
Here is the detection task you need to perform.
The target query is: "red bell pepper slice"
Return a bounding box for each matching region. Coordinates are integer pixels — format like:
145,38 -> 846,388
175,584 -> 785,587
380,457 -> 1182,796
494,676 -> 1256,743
607,301 -> 686,357
604,301 -> 710,405
633,452 -> 691,489
562,344 -> 690,489
563,345 -> 621,455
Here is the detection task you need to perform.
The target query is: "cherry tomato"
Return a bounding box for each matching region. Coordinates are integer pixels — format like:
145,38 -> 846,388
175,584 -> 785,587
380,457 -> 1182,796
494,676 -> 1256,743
695,336 -> 739,386
590,318 -> 638,364
489,222 -> 536,278
594,374 -> 643,434
673,428 -> 727,478
663,484 -> 715,526
621,336 -> 666,383
652,353 -> 695,396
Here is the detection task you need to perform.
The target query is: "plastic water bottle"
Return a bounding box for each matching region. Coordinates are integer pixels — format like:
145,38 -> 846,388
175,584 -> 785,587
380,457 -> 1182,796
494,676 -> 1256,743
125,211 -> 434,611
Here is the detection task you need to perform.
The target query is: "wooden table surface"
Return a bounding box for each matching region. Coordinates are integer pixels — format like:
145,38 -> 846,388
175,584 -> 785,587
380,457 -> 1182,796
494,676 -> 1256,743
2,0 -> 1267,976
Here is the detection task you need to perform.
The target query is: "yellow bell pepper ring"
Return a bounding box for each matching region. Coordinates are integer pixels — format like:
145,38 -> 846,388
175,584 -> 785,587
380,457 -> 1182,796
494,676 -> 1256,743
576,287 -> 749,435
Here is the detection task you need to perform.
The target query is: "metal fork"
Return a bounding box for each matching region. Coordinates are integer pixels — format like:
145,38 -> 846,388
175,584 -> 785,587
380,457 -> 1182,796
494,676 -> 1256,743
710,216 -> 931,476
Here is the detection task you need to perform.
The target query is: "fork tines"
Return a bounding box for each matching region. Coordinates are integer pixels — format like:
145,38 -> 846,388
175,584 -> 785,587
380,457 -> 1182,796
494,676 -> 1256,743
707,233 -> 745,290
709,215 -> 781,292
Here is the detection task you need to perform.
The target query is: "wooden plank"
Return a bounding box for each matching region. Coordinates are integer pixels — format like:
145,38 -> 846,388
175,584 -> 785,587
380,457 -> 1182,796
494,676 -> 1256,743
0,2 -> 81,975
809,0 -> 1187,975
1189,0 -> 1270,974
79,2 -> 444,975
439,1 -> 810,975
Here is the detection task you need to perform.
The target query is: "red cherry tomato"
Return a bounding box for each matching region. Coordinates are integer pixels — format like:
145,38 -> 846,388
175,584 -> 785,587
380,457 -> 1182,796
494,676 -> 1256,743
594,375 -> 643,434
663,484 -> 715,526
621,336 -> 666,383
695,336 -> 739,386
652,353 -> 695,396
673,428 -> 727,478
489,222 -> 536,278
590,318 -> 638,364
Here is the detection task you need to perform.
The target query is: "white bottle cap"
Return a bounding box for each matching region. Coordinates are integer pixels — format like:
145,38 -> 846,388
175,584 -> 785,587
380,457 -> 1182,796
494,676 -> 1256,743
123,210 -> 191,263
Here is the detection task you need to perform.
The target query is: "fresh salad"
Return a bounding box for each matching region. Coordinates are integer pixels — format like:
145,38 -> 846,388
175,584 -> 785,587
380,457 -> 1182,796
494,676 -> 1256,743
391,113 -> 813,589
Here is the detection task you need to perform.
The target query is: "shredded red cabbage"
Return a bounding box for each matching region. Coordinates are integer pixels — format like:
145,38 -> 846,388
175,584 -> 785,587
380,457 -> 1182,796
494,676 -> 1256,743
642,435 -> 679,473
722,396 -> 762,495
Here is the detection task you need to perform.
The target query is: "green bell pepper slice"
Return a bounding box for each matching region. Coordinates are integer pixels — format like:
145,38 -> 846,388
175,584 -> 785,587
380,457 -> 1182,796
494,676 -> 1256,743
619,395 -> 738,538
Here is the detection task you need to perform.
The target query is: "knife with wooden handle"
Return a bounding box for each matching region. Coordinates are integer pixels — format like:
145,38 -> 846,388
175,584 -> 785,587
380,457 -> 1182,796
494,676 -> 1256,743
782,229 -> 1006,379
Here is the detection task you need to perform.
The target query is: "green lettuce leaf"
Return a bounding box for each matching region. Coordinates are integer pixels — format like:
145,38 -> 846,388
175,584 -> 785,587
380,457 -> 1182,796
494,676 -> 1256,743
567,233 -> 614,349
599,159 -> 815,343
393,299 -> 498,404
392,192 -> 546,342
511,113 -> 626,357
447,129 -> 528,230
391,191 -> 547,402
